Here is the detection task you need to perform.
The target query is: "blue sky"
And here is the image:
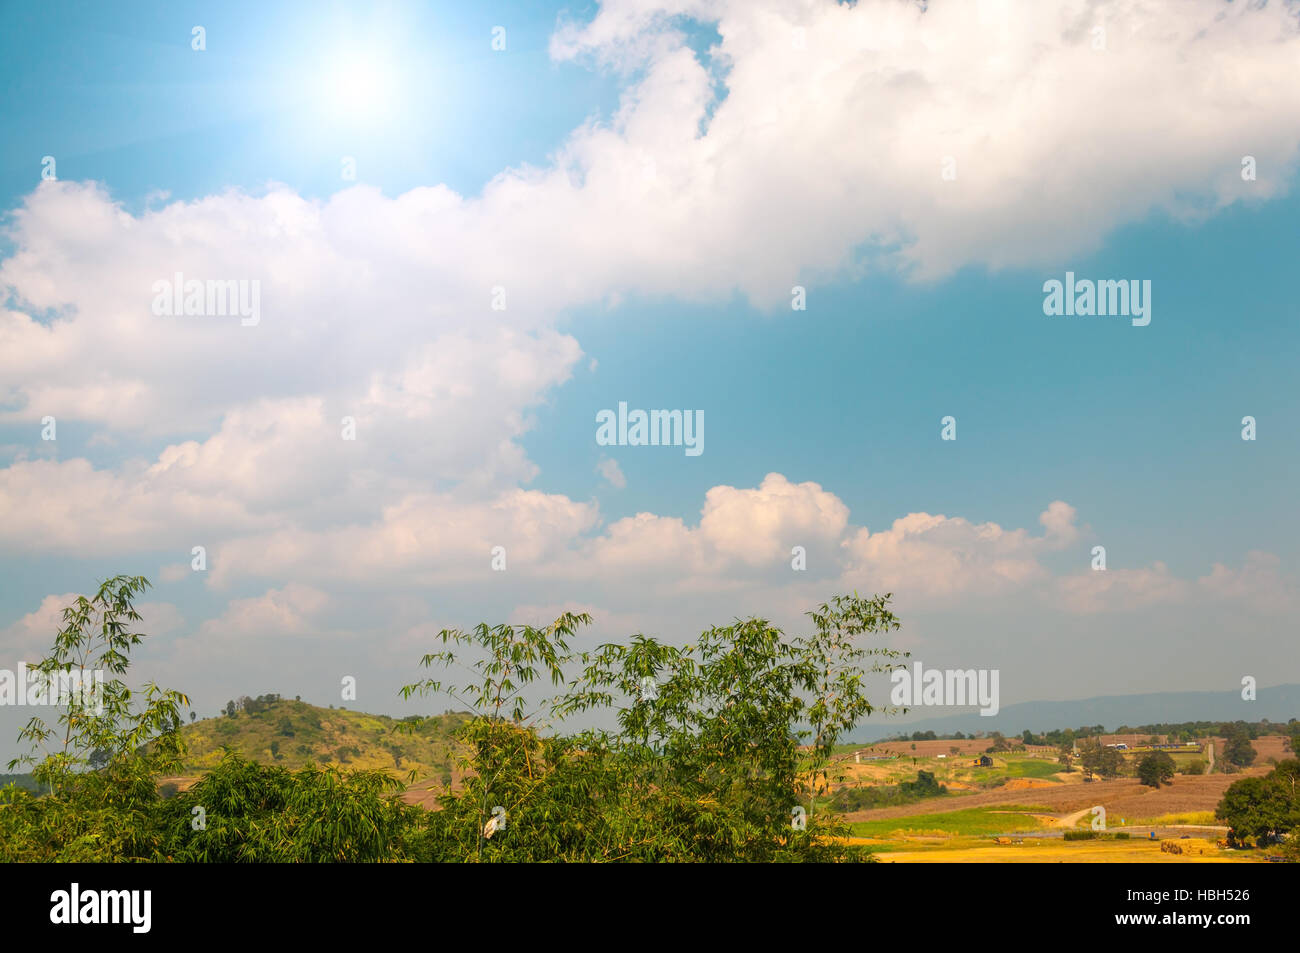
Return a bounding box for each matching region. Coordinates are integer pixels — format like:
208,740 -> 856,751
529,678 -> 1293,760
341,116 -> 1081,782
0,1 -> 621,212
2,0 -> 1298,754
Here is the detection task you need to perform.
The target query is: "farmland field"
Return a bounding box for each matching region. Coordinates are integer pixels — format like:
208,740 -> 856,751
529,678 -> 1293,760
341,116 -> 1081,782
825,738 -> 1294,862
871,840 -> 1249,863
849,805 -> 1053,838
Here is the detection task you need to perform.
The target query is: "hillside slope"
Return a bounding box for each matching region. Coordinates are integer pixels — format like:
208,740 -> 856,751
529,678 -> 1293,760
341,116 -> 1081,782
176,699 -> 470,781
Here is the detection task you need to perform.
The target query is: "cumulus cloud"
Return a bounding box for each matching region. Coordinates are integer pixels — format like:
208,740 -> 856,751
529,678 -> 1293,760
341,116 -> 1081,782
1055,562 -> 1190,614
698,473 -> 849,566
207,490 -> 600,587
596,457 -> 627,488
1053,550 -> 1300,615
4,2 -> 1298,444
3,0 -> 1299,715
566,473 -> 849,583
1198,551 -> 1298,613
2,0 -> 1296,561
196,584 -> 330,639
839,501 -> 1078,601
551,0 -> 1300,288
0,455 -> 268,556
0,593 -> 183,660
0,179 -> 586,448
0,593 -> 79,659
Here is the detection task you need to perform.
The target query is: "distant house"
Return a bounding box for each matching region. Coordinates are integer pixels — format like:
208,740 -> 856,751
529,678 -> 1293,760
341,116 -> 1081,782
852,748 -> 899,762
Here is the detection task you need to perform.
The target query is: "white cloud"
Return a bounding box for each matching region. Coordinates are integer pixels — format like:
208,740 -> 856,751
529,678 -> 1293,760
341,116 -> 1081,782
0,456 -> 259,555
0,593 -> 79,659
548,0 -> 1300,292
839,501 -> 1078,602
207,490 -> 600,588
4,3 -> 1298,444
0,594 -> 183,660
596,457 -> 627,488
3,0 -> 1299,714
1198,550 -> 1298,613
699,473 -> 848,567
1055,562 -> 1190,614
196,584 -> 330,639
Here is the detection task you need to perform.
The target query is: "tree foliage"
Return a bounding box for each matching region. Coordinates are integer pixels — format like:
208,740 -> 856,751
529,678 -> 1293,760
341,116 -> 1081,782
1215,760 -> 1300,848
3,582 -> 905,863
6,575 -> 189,797
1077,738 -> 1123,780
1137,751 -> 1176,788
401,592 -> 906,861
1223,725 -> 1257,768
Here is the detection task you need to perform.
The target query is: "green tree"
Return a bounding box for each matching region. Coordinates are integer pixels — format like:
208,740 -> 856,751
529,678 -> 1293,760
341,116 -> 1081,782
1078,739 -> 1102,780
1078,739 -> 1123,780
1057,741 -> 1075,771
164,756 -> 414,862
1216,761 -> 1300,847
5,584 -> 910,864
7,576 -> 190,796
1,577 -> 190,861
402,592 -> 905,862
1224,726 -> 1257,768
1137,751 -> 1175,788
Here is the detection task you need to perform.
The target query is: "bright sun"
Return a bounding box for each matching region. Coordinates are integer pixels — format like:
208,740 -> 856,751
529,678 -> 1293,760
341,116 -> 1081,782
324,55 -> 394,118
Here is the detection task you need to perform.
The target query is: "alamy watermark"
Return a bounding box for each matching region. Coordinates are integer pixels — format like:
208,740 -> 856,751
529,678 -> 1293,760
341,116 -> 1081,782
890,662 -> 1000,716
595,402 -> 703,456
151,273 -> 260,326
0,663 -> 105,714
50,883 -> 151,933
1042,272 -> 1150,327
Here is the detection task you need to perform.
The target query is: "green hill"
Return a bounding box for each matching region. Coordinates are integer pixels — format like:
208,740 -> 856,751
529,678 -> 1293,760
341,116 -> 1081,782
0,772 -> 44,793
175,699 -> 470,781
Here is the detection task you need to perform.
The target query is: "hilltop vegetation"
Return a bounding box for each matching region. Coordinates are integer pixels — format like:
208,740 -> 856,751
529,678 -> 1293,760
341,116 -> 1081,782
179,698 -> 469,780
0,773 -> 42,793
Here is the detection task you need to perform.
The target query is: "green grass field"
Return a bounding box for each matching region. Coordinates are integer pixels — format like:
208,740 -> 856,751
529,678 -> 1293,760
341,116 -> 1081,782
848,804 -> 1052,838
986,757 -> 1062,780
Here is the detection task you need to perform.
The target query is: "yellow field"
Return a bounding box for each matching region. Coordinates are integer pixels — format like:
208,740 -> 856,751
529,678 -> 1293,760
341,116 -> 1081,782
1139,811 -> 1217,826
871,840 -> 1244,863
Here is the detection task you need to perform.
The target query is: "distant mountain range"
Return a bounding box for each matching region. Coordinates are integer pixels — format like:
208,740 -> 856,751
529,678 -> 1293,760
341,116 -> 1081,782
854,684 -> 1300,742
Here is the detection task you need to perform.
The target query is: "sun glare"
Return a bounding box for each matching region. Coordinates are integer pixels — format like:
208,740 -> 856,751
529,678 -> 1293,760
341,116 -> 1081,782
323,53 -> 394,119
